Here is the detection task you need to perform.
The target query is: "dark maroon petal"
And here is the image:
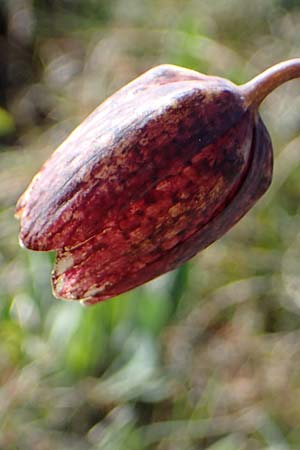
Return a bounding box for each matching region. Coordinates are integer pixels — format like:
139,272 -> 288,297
81,116 -> 272,306
16,65 -> 246,251
51,112 -> 256,303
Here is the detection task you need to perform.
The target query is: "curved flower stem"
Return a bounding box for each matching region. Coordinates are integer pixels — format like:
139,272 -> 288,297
240,59 -> 300,109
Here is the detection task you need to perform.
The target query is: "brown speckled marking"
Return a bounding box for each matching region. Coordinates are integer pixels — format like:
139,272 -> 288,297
16,65 -> 246,251
15,62 -> 276,304
51,112 -> 257,302
81,117 -> 273,304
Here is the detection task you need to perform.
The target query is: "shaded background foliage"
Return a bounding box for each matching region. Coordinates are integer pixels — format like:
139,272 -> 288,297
1,0 -> 300,449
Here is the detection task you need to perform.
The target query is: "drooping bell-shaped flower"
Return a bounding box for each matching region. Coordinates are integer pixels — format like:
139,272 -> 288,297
16,59 -> 300,304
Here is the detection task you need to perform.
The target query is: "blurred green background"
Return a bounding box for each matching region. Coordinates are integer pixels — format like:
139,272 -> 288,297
2,1 -> 300,449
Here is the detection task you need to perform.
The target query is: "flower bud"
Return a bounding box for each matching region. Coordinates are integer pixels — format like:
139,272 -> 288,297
16,60 -> 300,304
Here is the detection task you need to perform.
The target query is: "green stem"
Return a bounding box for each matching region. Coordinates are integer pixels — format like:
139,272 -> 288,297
240,59 -> 300,108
